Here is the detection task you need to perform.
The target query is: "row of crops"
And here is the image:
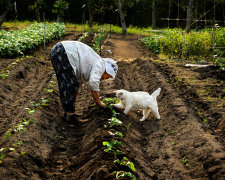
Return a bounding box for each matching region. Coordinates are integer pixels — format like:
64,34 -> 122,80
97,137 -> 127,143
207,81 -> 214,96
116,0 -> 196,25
0,23 -> 66,57
140,28 -> 225,69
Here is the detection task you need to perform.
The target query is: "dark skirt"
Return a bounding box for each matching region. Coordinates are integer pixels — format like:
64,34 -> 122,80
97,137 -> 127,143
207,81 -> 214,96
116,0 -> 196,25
50,43 -> 79,113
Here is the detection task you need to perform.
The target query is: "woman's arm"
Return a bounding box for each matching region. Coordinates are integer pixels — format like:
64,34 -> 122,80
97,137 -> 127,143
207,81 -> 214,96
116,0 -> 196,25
91,91 -> 105,107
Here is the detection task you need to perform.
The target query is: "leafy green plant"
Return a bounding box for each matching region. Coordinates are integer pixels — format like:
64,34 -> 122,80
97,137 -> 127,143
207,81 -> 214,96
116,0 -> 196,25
44,88 -> 53,93
108,117 -> 123,128
48,81 -> 56,88
102,97 -> 136,179
4,118 -> 34,139
113,171 -> 136,180
31,101 -> 41,108
109,129 -> 123,139
102,97 -> 119,107
114,156 -> 136,172
0,56 -> 32,79
41,98 -> 51,106
93,27 -> 107,54
103,140 -> 123,153
27,108 -> 36,115
182,156 -> 189,167
141,28 -> 225,69
0,23 -> 65,57
140,35 -> 161,54
0,148 -> 5,163
78,32 -> 89,42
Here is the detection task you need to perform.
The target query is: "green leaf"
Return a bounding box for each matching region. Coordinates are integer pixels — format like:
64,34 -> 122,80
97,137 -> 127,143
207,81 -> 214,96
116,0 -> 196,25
21,151 -> 26,155
114,159 -> 120,164
0,73 -> 7,79
130,162 -> 135,172
0,152 -> 4,159
4,132 -> 12,139
103,141 -> 109,146
27,109 -> 36,115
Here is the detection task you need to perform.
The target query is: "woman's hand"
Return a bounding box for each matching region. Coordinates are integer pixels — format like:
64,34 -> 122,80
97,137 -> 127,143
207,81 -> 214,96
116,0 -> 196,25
91,91 -> 105,108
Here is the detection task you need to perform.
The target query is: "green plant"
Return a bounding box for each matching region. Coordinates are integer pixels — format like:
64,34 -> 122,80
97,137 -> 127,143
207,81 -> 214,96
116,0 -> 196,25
0,148 -> 5,163
102,97 -> 136,180
140,35 -> 161,54
114,157 -> 136,172
113,171 -> 136,180
0,23 -> 65,57
109,129 -> 123,139
102,97 -> 119,107
52,0 -> 69,20
103,140 -> 123,153
44,88 -> 53,93
182,156 -> 189,167
4,118 -> 34,139
93,27 -> 107,54
27,108 -> 36,115
41,98 -> 51,106
108,117 -> 123,128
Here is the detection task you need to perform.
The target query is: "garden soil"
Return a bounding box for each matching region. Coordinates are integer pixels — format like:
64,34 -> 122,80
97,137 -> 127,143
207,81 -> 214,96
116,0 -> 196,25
0,32 -> 224,180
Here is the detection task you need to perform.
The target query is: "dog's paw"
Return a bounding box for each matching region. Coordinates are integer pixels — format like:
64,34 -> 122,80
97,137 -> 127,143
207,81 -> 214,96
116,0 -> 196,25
111,104 -> 117,107
139,118 -> 146,121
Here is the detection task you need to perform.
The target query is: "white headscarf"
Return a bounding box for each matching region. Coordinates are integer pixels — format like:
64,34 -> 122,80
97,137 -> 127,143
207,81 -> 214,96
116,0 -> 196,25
102,58 -> 118,79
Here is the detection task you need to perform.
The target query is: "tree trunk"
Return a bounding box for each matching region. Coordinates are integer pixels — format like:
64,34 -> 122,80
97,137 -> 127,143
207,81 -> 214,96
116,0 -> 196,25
87,0 -> 94,27
186,0 -> 194,33
36,8 -> 41,23
152,0 -> 156,29
0,10 -> 7,27
118,0 -> 127,36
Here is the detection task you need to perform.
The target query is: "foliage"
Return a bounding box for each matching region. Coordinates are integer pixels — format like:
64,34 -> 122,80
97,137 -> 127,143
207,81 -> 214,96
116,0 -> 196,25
114,156 -> 136,172
0,56 -> 33,79
52,0 -> 69,18
140,35 -> 160,54
141,28 -> 225,69
102,97 -> 119,108
0,23 -> 66,57
102,97 -> 136,179
93,27 -> 107,54
114,171 -> 136,180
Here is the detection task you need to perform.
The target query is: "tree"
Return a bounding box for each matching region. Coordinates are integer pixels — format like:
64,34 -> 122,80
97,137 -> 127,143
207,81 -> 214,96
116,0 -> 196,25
0,0 -> 10,27
87,0 -> 94,27
186,0 -> 194,32
152,0 -> 156,29
52,0 -> 69,22
29,0 -> 44,23
118,0 -> 127,35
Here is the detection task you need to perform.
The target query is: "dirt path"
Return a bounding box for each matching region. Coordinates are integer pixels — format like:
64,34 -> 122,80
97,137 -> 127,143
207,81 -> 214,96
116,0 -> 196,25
0,33 -> 224,180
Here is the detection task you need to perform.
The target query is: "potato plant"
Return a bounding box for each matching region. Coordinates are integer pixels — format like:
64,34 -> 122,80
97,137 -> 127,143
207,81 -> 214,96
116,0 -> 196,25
93,27 -> 107,55
0,23 -> 66,57
0,56 -> 32,79
102,97 -> 136,179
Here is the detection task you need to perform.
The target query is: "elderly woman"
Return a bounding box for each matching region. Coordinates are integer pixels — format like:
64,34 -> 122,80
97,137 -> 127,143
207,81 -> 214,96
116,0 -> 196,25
50,41 -> 118,123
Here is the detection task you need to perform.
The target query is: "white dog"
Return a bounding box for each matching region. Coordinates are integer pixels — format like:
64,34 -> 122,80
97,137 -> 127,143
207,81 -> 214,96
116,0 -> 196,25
112,88 -> 161,121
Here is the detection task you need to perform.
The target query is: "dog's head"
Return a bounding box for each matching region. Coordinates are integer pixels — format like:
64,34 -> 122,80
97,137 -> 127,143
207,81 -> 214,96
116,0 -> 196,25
114,89 -> 127,100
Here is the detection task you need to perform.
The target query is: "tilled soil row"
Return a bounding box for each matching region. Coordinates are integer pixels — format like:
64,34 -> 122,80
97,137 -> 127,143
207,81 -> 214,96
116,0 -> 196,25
0,33 -> 224,180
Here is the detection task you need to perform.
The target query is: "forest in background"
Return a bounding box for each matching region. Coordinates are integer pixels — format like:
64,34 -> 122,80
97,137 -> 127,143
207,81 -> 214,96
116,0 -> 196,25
1,0 -> 225,30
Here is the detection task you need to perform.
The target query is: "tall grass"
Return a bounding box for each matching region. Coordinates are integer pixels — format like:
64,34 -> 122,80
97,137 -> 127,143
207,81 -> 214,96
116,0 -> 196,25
141,28 -> 225,68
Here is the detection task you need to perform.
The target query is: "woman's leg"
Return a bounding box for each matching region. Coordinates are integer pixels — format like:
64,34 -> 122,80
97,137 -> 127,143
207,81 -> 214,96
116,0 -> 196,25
50,43 -> 79,115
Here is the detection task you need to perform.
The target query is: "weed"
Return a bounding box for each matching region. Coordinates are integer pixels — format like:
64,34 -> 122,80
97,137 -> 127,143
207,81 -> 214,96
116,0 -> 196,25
182,156 -> 189,167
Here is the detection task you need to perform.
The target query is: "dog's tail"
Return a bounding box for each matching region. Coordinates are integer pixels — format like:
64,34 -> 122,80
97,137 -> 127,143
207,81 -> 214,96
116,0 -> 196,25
151,88 -> 161,99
